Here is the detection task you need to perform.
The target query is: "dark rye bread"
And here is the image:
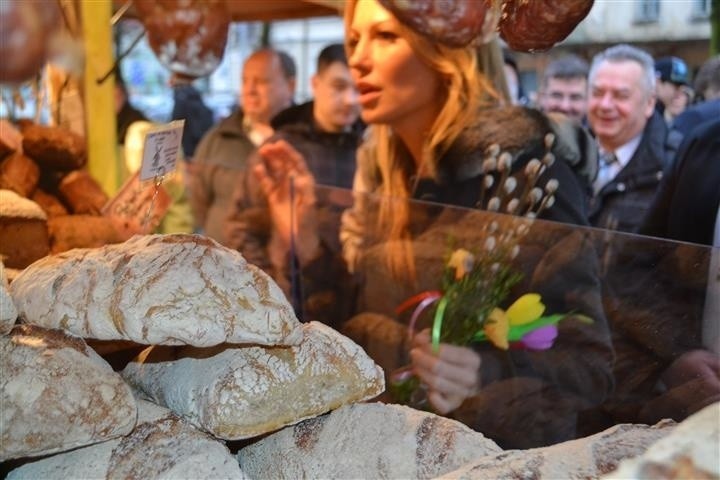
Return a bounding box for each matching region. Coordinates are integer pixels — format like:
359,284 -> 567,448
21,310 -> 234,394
6,400 -> 247,480
21,123 -> 86,171
0,324 -> 137,461
238,402 -> 501,479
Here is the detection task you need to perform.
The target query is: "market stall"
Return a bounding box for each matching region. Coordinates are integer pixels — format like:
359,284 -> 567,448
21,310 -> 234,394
1,1 -> 719,478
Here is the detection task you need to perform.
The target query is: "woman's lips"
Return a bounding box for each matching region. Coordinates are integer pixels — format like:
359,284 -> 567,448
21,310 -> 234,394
359,90 -> 381,106
356,82 -> 381,106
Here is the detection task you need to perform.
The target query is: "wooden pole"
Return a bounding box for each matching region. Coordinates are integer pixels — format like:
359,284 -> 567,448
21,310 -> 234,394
81,0 -> 120,196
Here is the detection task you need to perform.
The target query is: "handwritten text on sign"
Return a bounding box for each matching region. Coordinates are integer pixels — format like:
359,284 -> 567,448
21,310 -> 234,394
139,120 -> 184,181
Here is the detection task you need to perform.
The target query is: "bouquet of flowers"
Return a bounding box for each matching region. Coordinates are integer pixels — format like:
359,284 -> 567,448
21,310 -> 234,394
389,217 -> 591,407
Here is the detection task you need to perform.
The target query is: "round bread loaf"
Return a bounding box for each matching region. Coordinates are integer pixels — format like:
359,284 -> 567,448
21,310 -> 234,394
1,324 -> 137,461
0,189 -> 49,269
10,233 -> 302,347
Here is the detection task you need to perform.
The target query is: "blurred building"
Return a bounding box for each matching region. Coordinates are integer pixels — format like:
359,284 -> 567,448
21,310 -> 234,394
113,1 -> 713,121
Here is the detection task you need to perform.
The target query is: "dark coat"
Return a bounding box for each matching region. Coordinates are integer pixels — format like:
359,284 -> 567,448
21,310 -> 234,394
172,84 -> 214,159
116,103 -> 147,144
270,101 -> 364,189
670,98 -> 720,139
191,110 -> 256,244
589,111 -> 677,233
340,107 -> 614,448
640,118 -> 720,246
224,102 -> 364,327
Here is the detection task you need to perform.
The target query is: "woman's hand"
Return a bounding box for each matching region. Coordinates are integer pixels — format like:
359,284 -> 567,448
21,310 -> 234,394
254,140 -> 320,263
409,329 -> 482,414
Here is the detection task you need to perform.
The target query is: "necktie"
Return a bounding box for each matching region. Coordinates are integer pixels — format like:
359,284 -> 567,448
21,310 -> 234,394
601,151 -> 618,167
594,151 -> 618,193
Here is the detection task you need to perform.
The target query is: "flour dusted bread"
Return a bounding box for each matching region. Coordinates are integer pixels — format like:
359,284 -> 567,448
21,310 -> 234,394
0,324 -> 137,461
122,321 -> 385,440
0,262 -> 17,334
10,233 -> 302,347
7,400 -> 247,480
238,402 -> 501,479
438,420 -> 676,480
602,402 -> 719,480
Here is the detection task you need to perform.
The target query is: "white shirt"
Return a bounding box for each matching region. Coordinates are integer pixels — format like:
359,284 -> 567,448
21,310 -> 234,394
593,135 -> 643,194
702,204 -> 720,354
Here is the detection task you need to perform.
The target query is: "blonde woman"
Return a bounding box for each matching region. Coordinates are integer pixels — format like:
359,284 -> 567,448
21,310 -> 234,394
256,0 -> 611,448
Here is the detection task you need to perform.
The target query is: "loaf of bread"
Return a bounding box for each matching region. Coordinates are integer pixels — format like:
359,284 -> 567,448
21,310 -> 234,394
238,402 -> 501,479
0,262 -> 17,334
604,403 -> 718,480
0,324 -> 137,461
0,119 -> 23,158
0,189 -> 50,269
0,152 -> 39,197
48,214 -> 122,253
122,321 -> 385,440
439,420 -> 676,480
6,400 -> 247,480
57,170 -> 109,215
21,123 -> 86,171
10,233 -> 302,347
30,188 -> 68,218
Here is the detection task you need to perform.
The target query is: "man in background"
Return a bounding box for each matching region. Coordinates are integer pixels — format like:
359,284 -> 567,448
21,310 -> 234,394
654,56 -> 691,125
538,54 -> 589,127
225,43 -> 363,326
170,73 -> 214,161
587,44 -> 676,233
671,55 -> 720,138
189,48 -> 296,245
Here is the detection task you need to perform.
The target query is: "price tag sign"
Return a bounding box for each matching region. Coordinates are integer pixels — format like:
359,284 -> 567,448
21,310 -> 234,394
139,120 -> 184,181
102,171 -> 172,240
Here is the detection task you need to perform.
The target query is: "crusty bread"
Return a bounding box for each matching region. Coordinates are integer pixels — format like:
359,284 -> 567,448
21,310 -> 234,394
0,152 -> 40,197
0,189 -> 50,269
0,324 -> 137,461
0,262 -> 17,334
603,403 -> 718,480
6,400 -> 247,480
0,119 -> 23,158
57,169 -> 109,215
48,214 -> 122,253
21,123 -> 86,171
122,321 -> 385,440
438,420 -> 676,480
30,188 -> 68,218
10,233 -> 302,347
238,402 -> 501,479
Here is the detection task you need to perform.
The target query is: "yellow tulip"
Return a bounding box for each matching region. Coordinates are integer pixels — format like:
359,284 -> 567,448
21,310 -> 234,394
447,249 -> 475,280
506,293 -> 545,326
484,308 -> 509,350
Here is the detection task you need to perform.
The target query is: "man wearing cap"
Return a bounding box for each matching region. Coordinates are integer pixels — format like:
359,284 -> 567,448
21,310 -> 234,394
654,56 -> 692,125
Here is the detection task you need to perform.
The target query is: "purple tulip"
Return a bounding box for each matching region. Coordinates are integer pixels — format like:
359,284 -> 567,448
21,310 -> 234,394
521,325 -> 558,350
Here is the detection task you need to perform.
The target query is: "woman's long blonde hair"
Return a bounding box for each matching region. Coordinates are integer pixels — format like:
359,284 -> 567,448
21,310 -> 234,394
344,0 -> 500,283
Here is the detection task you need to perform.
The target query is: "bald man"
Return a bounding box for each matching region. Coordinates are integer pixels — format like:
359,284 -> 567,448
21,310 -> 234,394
190,48 -> 296,245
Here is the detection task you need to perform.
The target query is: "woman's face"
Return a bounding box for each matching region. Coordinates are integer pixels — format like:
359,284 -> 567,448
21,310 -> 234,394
346,0 -> 442,131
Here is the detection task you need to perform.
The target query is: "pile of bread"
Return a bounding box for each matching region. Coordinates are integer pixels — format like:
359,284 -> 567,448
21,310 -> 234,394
1,233 -> 718,479
0,120 -> 121,271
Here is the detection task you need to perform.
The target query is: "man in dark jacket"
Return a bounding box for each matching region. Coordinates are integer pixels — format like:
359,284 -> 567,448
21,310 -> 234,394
170,73 -> 214,160
225,43 -> 363,325
587,44 -> 677,233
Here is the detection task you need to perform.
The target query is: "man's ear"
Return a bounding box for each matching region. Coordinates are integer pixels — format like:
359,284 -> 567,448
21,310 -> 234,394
310,74 -> 319,94
644,93 -> 657,118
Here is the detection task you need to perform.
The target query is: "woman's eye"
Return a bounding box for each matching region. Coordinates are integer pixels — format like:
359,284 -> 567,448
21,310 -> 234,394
376,30 -> 397,41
